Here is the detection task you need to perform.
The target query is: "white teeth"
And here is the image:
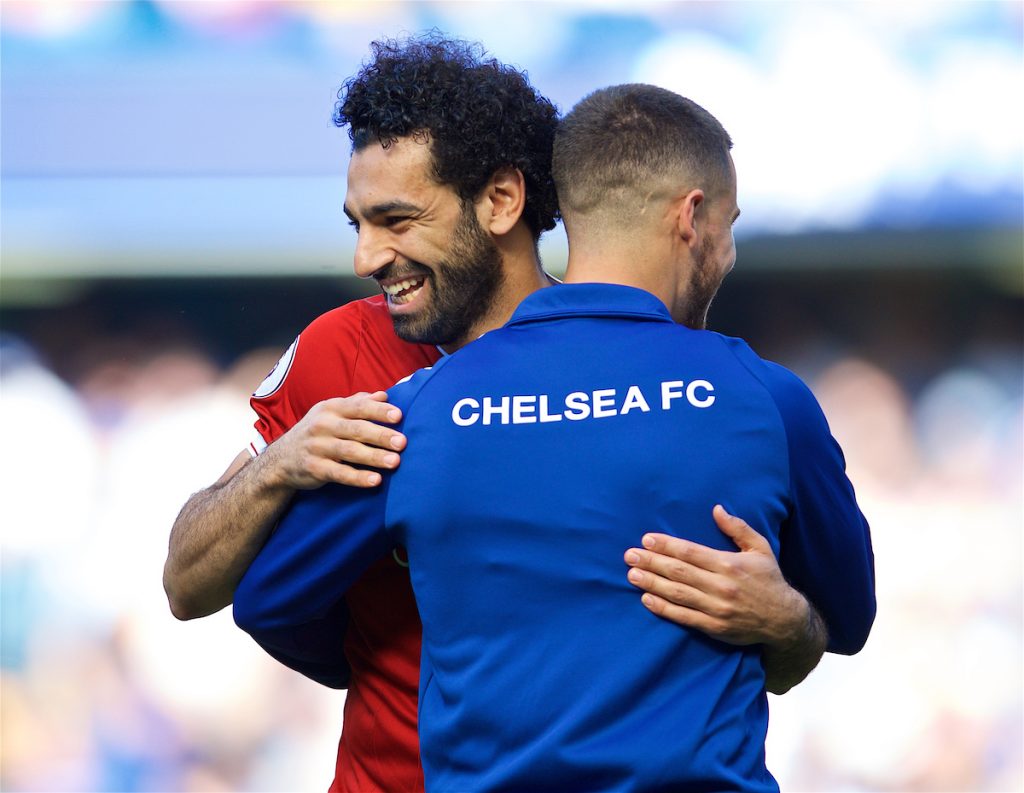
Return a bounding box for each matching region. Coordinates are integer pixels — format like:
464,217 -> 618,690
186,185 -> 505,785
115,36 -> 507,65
383,278 -> 412,295
383,277 -> 426,302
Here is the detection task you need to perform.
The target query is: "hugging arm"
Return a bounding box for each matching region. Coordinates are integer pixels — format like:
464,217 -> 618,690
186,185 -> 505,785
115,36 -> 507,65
626,365 -> 874,690
232,481 -> 394,686
164,392 -> 405,621
625,506 -> 827,694
763,363 -> 876,656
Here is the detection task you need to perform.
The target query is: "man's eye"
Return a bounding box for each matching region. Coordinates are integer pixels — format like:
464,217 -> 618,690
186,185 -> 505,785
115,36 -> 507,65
346,219 -> 360,231
384,216 -> 409,227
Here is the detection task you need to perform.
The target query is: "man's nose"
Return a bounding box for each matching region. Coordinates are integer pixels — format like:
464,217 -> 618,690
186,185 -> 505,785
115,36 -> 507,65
352,227 -> 394,279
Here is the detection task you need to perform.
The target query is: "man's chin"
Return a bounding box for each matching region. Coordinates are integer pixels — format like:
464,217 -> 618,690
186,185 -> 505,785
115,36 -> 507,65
391,314 -> 428,343
394,316 -> 473,350
392,314 -> 445,347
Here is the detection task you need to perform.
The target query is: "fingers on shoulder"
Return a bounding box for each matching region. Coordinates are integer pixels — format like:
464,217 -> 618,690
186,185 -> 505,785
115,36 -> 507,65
347,394 -> 402,424
327,464 -> 382,488
304,454 -> 382,488
326,435 -> 399,468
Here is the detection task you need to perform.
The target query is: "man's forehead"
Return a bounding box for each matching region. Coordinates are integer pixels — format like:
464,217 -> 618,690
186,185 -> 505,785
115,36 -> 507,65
345,136 -> 438,210
349,136 -> 433,178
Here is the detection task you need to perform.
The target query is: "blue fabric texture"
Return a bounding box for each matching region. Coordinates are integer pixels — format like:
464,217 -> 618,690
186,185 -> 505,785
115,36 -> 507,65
235,283 -> 875,792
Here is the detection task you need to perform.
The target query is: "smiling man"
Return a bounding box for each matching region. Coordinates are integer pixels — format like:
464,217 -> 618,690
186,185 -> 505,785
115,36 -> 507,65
166,36 -> 831,793
342,133 -> 547,353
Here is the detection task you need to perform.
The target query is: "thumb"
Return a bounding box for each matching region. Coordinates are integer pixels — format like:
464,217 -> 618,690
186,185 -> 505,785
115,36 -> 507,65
712,505 -> 769,553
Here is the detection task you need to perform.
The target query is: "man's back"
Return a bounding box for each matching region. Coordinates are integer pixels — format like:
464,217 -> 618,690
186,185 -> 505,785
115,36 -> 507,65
385,284 -> 871,790
236,283 -> 874,791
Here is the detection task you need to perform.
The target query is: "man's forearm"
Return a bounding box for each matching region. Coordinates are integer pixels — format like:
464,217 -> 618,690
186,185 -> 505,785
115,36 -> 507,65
761,594 -> 828,695
164,395 -> 411,621
164,451 -> 293,620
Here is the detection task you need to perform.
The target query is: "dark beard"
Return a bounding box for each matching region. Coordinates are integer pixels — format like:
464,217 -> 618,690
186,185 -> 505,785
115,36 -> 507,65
679,235 -> 724,331
391,202 -> 504,348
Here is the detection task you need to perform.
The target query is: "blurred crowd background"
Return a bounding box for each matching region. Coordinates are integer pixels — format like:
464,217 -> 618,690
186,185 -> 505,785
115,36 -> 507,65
1,1 -> 1021,791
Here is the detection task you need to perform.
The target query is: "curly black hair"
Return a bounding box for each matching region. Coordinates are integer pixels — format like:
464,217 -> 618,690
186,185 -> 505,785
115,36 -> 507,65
333,33 -> 560,239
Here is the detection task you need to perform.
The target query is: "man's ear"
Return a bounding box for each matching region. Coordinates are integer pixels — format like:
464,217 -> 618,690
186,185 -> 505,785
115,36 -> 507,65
675,188 -> 704,249
479,166 -> 526,236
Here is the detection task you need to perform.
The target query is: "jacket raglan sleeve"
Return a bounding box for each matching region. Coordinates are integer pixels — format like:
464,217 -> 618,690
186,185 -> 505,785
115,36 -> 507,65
232,481 -> 394,686
762,361 -> 877,655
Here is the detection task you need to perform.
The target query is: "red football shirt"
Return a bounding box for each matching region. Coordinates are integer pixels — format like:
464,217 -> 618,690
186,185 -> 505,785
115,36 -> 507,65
249,295 -> 440,793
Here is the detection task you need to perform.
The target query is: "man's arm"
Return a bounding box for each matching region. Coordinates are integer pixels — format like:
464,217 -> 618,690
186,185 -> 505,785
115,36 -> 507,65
764,362 -> 876,656
624,505 -> 827,694
233,364 -> 437,684
232,471 -> 395,684
163,392 -> 405,620
760,601 -> 828,695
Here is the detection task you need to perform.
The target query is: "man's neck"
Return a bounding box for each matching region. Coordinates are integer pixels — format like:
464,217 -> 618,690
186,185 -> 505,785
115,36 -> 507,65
563,260 -> 669,309
441,258 -> 553,354
562,226 -> 691,322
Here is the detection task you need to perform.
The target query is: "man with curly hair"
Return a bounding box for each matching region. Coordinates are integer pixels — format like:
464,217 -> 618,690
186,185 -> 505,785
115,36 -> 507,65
166,36 -> 830,792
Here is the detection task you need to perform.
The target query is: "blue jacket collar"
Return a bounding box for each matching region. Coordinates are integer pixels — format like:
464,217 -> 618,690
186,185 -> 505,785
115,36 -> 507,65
507,283 -> 673,327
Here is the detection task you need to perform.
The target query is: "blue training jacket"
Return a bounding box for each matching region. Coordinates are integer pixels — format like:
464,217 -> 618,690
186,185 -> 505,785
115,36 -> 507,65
235,283 -> 876,792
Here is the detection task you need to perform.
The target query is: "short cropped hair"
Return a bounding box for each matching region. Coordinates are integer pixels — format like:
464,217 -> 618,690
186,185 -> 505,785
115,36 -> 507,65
553,84 -> 733,219
334,33 -> 560,239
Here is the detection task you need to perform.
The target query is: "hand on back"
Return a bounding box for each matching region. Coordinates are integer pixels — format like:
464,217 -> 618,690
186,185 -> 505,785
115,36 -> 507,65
264,391 -> 407,490
624,505 -> 809,648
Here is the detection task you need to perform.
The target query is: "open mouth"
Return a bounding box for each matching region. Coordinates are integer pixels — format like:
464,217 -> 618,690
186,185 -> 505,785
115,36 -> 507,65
381,275 -> 428,307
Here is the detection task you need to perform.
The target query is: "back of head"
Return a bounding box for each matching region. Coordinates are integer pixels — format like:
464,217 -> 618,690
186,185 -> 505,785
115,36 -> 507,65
553,84 -> 732,230
334,32 -> 560,240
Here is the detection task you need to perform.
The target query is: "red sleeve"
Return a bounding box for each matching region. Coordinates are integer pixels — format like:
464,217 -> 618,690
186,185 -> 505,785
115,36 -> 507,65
248,296 -> 440,451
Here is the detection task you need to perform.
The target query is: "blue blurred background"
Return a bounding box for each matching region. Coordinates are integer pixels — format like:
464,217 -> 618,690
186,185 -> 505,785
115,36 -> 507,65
1,1 -> 1021,791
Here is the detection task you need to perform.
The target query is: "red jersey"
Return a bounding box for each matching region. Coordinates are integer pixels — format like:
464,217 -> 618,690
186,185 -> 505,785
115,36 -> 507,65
249,295 -> 440,793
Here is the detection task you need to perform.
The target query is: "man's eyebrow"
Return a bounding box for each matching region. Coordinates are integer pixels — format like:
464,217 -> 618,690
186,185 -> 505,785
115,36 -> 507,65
349,200 -> 423,221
